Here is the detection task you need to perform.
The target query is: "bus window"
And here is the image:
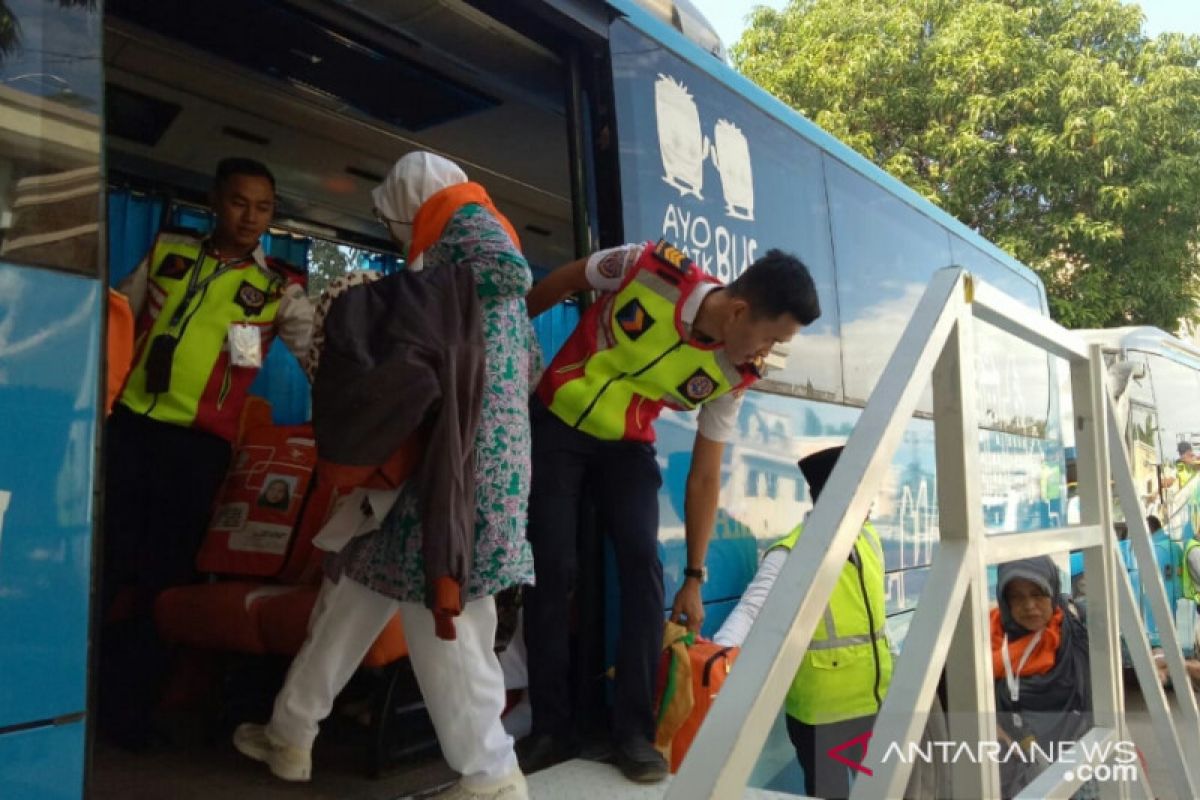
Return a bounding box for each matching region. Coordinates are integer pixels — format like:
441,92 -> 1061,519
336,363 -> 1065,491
0,0 -> 102,274
948,237 -> 1053,437
1123,352 -> 1156,407
1145,353 -> 1200,468
1129,403 -> 1163,516
607,18 -> 843,403
824,155 -> 953,408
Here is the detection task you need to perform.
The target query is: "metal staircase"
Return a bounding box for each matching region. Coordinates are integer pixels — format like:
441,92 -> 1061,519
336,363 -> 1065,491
532,268 -> 1200,799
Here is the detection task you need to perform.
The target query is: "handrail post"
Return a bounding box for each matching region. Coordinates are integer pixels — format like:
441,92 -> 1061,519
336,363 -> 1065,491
931,311 -> 997,797
1072,345 -> 1127,800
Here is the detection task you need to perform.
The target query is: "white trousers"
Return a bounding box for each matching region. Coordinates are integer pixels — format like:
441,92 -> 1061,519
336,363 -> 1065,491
268,576 -> 517,784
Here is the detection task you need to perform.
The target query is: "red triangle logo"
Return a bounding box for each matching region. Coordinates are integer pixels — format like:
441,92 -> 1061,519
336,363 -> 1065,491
826,730 -> 873,776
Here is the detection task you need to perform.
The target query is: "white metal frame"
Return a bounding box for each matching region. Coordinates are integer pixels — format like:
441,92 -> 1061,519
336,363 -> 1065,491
667,267 -> 1200,799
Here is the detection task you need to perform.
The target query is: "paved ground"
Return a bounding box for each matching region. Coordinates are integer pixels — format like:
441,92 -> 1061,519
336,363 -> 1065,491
90,679 -> 1197,799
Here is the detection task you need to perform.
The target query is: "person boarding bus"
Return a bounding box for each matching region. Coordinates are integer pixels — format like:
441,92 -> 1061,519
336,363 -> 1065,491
519,242 -> 820,782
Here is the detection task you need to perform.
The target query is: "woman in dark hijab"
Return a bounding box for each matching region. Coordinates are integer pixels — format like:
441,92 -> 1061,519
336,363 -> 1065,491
991,556 -> 1091,798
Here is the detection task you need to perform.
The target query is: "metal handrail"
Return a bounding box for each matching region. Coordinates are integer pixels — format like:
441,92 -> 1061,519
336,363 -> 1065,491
667,267 -> 1199,799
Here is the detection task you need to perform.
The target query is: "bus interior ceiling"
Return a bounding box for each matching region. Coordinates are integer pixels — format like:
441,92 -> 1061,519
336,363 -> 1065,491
102,0 -> 576,270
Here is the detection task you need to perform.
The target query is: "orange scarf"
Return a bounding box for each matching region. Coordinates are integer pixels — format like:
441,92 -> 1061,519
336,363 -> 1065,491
407,182 -> 521,264
990,606 -> 1063,678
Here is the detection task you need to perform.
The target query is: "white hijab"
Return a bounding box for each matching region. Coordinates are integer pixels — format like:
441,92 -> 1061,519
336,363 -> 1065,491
371,150 -> 467,272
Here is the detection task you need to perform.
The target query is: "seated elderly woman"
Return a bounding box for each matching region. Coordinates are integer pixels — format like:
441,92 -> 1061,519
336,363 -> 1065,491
991,556 -> 1091,798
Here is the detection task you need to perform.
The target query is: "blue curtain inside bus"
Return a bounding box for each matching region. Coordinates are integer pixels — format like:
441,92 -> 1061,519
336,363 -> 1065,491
107,189 -> 580,424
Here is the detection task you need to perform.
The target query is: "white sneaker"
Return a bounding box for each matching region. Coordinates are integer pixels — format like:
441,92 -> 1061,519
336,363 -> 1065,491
428,768 -> 529,800
232,723 -> 312,782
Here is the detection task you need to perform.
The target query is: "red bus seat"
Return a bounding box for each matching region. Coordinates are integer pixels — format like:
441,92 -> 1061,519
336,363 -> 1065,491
154,410 -> 409,668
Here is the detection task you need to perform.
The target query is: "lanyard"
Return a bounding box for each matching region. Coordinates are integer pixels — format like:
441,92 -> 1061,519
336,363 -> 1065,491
167,250 -> 251,327
1001,629 -> 1044,705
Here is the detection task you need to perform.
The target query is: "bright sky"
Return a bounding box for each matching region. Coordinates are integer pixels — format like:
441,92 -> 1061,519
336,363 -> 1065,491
689,0 -> 1200,49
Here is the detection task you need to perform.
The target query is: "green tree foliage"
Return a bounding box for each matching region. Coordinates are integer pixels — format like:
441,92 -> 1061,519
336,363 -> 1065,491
734,0 -> 1200,328
306,239 -> 355,299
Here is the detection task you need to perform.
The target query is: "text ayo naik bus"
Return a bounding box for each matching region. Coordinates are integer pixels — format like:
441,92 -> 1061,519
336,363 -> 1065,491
0,0 -> 1065,796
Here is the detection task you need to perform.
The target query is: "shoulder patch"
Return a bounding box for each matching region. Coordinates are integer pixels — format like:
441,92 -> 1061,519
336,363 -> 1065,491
615,297 -> 655,340
652,239 -> 693,273
156,253 -> 195,280
678,367 -> 718,404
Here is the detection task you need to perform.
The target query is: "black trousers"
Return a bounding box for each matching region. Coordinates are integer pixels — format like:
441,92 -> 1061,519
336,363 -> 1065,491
98,405 -> 231,741
523,399 -> 664,744
786,713 -> 878,800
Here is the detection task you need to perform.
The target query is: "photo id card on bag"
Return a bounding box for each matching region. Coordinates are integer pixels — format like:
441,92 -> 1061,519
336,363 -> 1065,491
228,323 -> 263,368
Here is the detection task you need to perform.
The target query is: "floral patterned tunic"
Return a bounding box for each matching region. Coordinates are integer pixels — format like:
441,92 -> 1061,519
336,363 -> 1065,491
329,204 -> 542,602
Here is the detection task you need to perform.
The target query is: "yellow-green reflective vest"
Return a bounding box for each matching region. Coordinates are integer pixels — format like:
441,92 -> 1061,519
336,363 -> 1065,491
120,231 -> 289,441
1178,460 -> 1197,490
773,521 -> 893,725
536,241 -> 756,442
1182,539 -> 1200,604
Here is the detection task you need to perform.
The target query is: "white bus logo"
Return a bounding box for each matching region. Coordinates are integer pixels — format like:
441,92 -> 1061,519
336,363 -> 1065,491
654,74 -> 756,221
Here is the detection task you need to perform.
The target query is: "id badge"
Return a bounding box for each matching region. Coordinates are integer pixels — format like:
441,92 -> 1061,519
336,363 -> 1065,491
228,323 -> 263,368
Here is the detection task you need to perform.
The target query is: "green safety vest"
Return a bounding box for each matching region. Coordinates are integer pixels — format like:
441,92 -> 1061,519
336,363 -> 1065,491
773,521 -> 894,725
120,231 -> 289,441
1182,539 -> 1200,605
537,241 -> 755,442
1178,460 -> 1197,489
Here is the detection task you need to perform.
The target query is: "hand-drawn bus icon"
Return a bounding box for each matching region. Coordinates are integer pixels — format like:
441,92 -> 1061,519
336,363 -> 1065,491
711,119 -> 754,221
655,74 -> 707,200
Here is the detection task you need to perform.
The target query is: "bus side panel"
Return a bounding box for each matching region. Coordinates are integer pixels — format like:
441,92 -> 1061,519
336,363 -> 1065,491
0,265 -> 100,730
0,722 -> 86,800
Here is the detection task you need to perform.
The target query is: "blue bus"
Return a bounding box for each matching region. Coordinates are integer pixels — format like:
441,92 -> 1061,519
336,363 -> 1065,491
1074,327 -> 1200,654
0,0 -> 1065,796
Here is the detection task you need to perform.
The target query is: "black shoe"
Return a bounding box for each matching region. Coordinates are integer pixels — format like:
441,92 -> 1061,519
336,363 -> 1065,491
516,732 -> 581,774
613,737 -> 668,783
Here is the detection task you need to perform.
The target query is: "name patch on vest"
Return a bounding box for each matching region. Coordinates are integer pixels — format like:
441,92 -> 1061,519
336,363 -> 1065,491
652,239 -> 693,273
615,298 -> 654,340
156,254 -> 195,279
234,281 -> 268,316
678,367 -> 717,404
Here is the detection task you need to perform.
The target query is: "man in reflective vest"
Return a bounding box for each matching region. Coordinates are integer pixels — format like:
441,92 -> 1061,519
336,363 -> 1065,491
519,241 -> 820,781
1176,441 -> 1199,489
100,158 -> 313,748
713,446 -> 892,799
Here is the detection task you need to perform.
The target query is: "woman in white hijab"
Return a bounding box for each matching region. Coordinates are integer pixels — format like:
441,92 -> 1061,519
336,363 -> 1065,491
370,150 -> 467,272
235,151 -> 539,800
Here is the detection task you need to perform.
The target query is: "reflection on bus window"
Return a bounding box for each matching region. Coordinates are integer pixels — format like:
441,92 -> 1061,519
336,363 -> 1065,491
825,155 -> 952,408
0,0 -> 102,273
949,236 -> 1053,437
1145,354 -> 1200,468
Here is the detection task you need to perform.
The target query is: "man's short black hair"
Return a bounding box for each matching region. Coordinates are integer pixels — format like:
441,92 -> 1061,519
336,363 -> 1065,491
215,157 -> 276,192
727,249 -> 820,325
1147,515 -> 1162,532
